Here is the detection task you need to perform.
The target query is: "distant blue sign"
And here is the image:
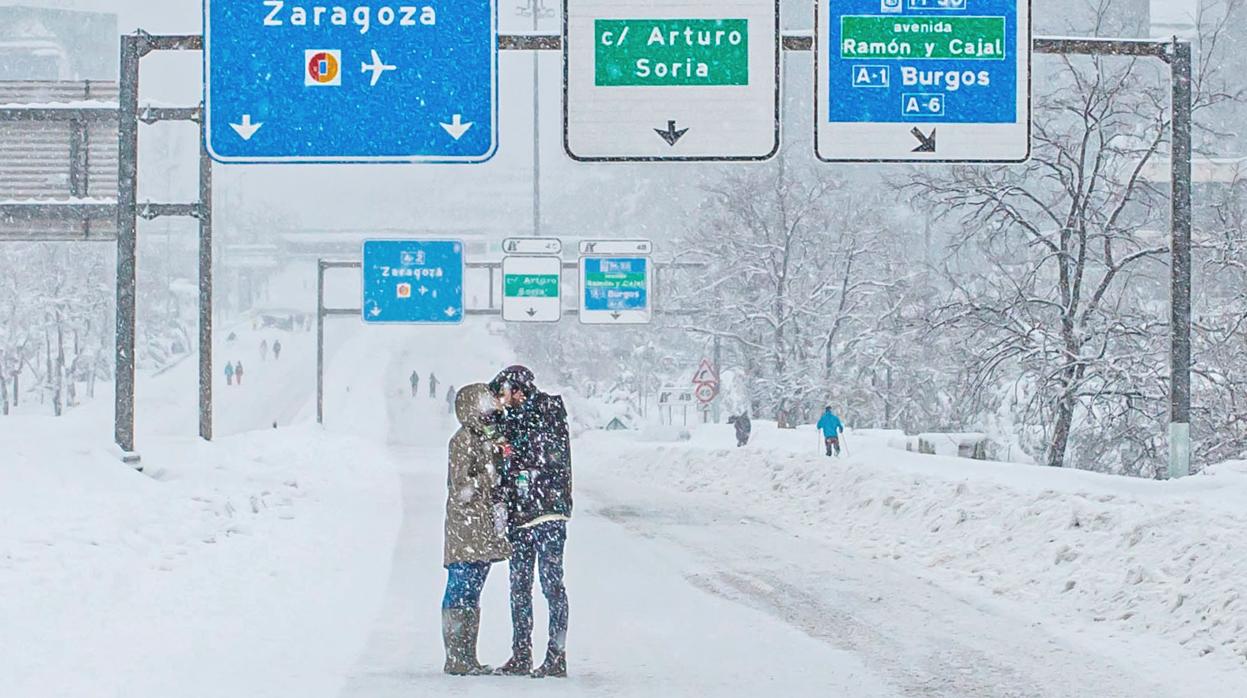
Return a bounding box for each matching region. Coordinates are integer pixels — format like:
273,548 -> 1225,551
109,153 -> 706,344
362,240 -> 464,324
826,0 -> 1020,125
204,1 -> 497,163
583,258 -> 648,311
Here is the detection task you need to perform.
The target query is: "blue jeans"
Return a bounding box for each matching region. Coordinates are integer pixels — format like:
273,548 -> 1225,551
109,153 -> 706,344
508,520 -> 568,656
443,561 -> 491,610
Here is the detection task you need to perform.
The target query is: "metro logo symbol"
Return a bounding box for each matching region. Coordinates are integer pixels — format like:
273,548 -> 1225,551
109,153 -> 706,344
305,49 -> 342,86
396,283 -> 412,299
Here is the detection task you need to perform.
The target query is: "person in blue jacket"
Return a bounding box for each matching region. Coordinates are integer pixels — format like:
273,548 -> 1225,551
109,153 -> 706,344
817,406 -> 845,457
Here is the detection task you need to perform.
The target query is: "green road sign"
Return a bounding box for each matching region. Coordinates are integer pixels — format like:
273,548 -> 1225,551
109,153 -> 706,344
505,274 -> 560,298
594,19 -> 750,87
839,16 -> 1007,61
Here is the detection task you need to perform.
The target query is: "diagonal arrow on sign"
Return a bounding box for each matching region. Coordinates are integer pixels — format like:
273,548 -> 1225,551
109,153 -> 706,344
910,127 -> 937,153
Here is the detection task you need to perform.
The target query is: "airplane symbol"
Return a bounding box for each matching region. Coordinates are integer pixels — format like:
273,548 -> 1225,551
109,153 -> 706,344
360,49 -> 396,87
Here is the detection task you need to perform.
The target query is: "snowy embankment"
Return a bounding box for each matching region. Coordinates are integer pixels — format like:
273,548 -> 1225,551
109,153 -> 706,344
0,306 -> 407,697
0,419 -> 400,698
582,423 -> 1247,670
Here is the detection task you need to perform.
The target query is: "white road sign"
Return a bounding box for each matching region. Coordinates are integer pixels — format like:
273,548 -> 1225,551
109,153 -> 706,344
503,237 -> 564,256
564,0 -> 781,161
502,255 -> 563,323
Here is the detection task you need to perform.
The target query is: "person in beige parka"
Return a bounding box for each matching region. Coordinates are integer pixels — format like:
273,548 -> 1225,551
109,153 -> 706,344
442,383 -> 512,675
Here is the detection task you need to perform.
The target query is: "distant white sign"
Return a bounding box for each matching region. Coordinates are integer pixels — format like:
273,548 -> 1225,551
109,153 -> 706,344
502,255 -> 563,323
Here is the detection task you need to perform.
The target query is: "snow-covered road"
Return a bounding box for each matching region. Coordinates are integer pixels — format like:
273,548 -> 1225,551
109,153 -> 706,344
7,312 -> 1246,697
337,439 -> 1235,697
338,446 -> 894,698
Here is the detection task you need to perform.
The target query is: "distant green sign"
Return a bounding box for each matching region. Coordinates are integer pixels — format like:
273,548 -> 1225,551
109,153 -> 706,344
595,19 -> 750,87
505,274 -> 560,298
840,16 -> 1006,61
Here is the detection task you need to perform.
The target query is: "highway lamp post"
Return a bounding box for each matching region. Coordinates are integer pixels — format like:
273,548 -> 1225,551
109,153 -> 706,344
518,0 -> 554,237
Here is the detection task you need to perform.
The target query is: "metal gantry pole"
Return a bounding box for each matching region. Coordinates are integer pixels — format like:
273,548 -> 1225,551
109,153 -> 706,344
198,108 -> 214,442
115,35 -> 141,460
713,335 -> 722,423
316,260 -> 326,425
1169,38 -> 1194,479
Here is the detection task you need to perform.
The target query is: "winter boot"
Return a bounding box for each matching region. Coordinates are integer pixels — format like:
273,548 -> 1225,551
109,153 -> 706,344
531,650 -> 567,679
493,648 -> 532,676
462,608 -> 492,675
442,609 -> 490,676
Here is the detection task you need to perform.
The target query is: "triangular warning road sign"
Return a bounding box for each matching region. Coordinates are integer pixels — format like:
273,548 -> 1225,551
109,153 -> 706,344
691,359 -> 719,386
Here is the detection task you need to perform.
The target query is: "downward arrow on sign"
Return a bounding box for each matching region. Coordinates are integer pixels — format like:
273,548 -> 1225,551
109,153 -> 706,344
441,114 -> 474,140
230,114 -> 263,141
654,120 -> 689,147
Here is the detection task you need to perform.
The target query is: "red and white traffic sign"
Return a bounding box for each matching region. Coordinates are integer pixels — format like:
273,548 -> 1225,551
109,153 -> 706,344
691,358 -> 719,386
694,382 -> 718,404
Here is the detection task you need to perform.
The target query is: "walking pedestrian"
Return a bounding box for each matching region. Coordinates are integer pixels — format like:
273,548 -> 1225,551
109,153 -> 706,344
260,339 -> 268,362
224,361 -> 235,387
430,372 -> 440,399
411,371 -> 420,399
818,405 -> 845,457
489,366 -> 572,679
235,361 -> 245,386
441,384 -> 511,676
728,412 -> 752,447
273,339 -> 282,361
446,385 -> 456,415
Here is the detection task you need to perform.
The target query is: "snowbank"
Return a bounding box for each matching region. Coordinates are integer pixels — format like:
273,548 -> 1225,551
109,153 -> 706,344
581,423 -> 1247,669
0,415 -> 401,698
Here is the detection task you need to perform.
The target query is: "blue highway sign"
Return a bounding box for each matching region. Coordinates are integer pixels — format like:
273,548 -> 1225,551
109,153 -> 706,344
580,256 -> 652,325
362,240 -> 464,324
816,0 -> 1030,162
204,1 -> 497,163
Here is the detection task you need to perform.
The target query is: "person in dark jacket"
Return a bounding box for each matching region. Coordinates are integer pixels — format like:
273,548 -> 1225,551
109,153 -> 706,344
728,413 -> 752,447
489,365 -> 572,679
410,371 -> 420,398
442,384 -> 512,676
430,372 -> 441,399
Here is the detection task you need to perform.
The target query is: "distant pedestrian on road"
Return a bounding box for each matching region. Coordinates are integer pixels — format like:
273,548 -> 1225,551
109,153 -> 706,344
728,413 -> 752,447
235,361 -> 245,386
224,361 -> 235,387
411,371 -> 421,398
441,384 -> 511,676
447,385 -> 456,415
260,339 -> 268,362
273,339 -> 282,361
818,406 -> 844,457
430,372 -> 440,399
